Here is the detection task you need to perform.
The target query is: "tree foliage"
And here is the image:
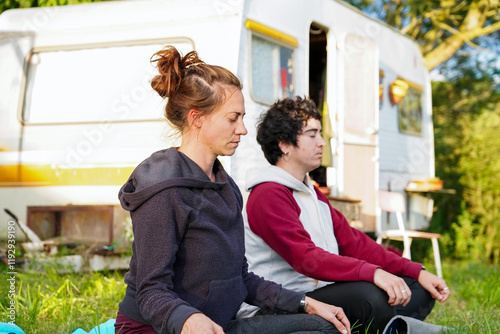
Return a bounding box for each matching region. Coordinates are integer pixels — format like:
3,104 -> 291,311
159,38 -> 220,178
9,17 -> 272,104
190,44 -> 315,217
431,55 -> 499,263
345,0 -> 500,71
458,109 -> 500,262
0,0 -> 107,14
347,0 -> 500,263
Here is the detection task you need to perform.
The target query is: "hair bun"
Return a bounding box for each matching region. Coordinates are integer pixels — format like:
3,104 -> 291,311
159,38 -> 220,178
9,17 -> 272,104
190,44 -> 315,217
180,50 -> 205,70
150,46 -> 205,98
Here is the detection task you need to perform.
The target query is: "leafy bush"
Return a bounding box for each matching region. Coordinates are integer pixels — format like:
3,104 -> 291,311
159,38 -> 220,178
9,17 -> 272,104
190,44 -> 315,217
457,110 -> 500,263
432,56 -> 500,264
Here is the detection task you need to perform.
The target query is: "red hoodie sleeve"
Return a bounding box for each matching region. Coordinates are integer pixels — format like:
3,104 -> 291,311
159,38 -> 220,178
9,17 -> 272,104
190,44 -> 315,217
315,188 -> 422,281
246,182 -> 421,283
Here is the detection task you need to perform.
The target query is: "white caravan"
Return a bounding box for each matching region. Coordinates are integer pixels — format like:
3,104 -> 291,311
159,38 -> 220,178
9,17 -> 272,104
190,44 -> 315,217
0,0 -> 436,246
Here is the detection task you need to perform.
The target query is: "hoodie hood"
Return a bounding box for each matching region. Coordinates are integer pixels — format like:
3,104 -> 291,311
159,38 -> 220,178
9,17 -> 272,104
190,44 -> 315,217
245,165 -> 312,193
119,147 -> 227,211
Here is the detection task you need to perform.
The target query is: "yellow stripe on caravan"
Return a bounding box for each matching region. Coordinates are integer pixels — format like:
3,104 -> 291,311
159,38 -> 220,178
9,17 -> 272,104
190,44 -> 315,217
0,164 -> 134,187
245,19 -> 299,48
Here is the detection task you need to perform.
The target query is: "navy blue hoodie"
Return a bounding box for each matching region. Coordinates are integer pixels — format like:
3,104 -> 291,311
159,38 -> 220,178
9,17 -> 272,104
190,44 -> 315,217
117,148 -> 302,333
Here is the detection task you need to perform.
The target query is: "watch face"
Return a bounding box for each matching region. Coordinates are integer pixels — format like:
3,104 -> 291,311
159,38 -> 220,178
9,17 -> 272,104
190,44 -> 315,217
299,297 -> 306,312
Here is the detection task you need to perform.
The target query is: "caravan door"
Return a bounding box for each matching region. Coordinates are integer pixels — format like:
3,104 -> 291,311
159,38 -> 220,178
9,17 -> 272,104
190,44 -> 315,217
341,34 -> 379,231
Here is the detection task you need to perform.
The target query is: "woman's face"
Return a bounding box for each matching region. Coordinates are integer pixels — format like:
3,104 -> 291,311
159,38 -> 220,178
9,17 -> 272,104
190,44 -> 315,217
199,88 -> 247,157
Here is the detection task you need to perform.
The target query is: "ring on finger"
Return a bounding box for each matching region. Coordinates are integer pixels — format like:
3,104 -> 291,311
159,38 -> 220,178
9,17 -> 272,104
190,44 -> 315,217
401,290 -> 407,293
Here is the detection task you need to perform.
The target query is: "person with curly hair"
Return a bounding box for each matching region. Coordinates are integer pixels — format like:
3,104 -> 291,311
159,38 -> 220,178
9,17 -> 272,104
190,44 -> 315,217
237,96 -> 450,333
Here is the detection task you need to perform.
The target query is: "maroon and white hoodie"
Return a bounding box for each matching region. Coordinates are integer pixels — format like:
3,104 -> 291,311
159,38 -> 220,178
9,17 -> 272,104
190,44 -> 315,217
238,165 -> 421,318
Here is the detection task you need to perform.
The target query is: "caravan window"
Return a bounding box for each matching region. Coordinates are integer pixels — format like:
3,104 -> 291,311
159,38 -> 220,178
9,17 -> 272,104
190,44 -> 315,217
250,34 -> 295,104
23,41 -> 193,124
398,84 -> 423,136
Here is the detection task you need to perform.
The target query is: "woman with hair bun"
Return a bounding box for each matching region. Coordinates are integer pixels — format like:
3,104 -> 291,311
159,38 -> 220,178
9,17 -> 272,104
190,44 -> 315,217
114,46 -> 351,334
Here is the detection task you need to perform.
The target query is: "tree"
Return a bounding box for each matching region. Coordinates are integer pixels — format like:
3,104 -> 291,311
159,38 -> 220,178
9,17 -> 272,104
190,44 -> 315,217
345,0 -> 500,71
441,103 -> 500,264
0,0 -> 107,14
432,55 -> 500,263
347,0 -> 500,263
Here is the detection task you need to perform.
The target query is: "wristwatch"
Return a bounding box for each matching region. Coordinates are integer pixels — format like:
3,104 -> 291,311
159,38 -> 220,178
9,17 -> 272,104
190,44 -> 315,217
421,265 -> 426,270
298,295 -> 307,313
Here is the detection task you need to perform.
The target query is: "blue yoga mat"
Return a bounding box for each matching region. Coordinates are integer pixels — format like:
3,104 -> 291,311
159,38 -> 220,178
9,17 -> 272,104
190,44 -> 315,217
70,319 -> 116,334
0,319 -> 115,334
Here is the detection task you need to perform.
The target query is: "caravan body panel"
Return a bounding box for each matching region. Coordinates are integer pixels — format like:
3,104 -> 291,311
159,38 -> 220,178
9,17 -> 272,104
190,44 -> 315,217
0,0 -> 434,238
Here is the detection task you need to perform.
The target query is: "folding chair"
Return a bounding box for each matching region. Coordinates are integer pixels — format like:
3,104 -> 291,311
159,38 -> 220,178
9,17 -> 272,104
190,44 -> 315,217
377,190 -> 443,278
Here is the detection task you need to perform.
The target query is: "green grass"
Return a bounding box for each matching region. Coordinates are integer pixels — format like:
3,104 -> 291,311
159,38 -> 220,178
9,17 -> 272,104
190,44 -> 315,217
425,261 -> 500,333
0,260 -> 498,333
0,265 -> 126,333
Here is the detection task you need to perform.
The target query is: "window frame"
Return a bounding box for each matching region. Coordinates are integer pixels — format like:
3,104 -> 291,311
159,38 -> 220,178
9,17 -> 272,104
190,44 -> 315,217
20,38 -> 194,126
396,78 -> 424,136
246,19 -> 298,105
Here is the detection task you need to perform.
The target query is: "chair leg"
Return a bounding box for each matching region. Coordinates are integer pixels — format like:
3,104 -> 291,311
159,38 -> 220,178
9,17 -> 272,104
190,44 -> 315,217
431,238 -> 443,278
402,236 -> 412,260
376,236 -> 382,244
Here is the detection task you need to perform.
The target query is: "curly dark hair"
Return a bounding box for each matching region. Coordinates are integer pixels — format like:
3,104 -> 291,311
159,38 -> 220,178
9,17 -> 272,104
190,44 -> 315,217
257,96 -> 321,165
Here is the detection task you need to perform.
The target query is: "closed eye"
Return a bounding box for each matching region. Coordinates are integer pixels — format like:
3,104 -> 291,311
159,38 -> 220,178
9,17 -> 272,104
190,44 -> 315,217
304,129 -> 322,137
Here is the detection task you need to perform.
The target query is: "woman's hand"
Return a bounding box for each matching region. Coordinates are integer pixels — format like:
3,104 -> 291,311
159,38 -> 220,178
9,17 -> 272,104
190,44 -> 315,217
181,313 -> 224,334
304,297 -> 351,334
373,268 -> 412,307
418,269 -> 451,303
